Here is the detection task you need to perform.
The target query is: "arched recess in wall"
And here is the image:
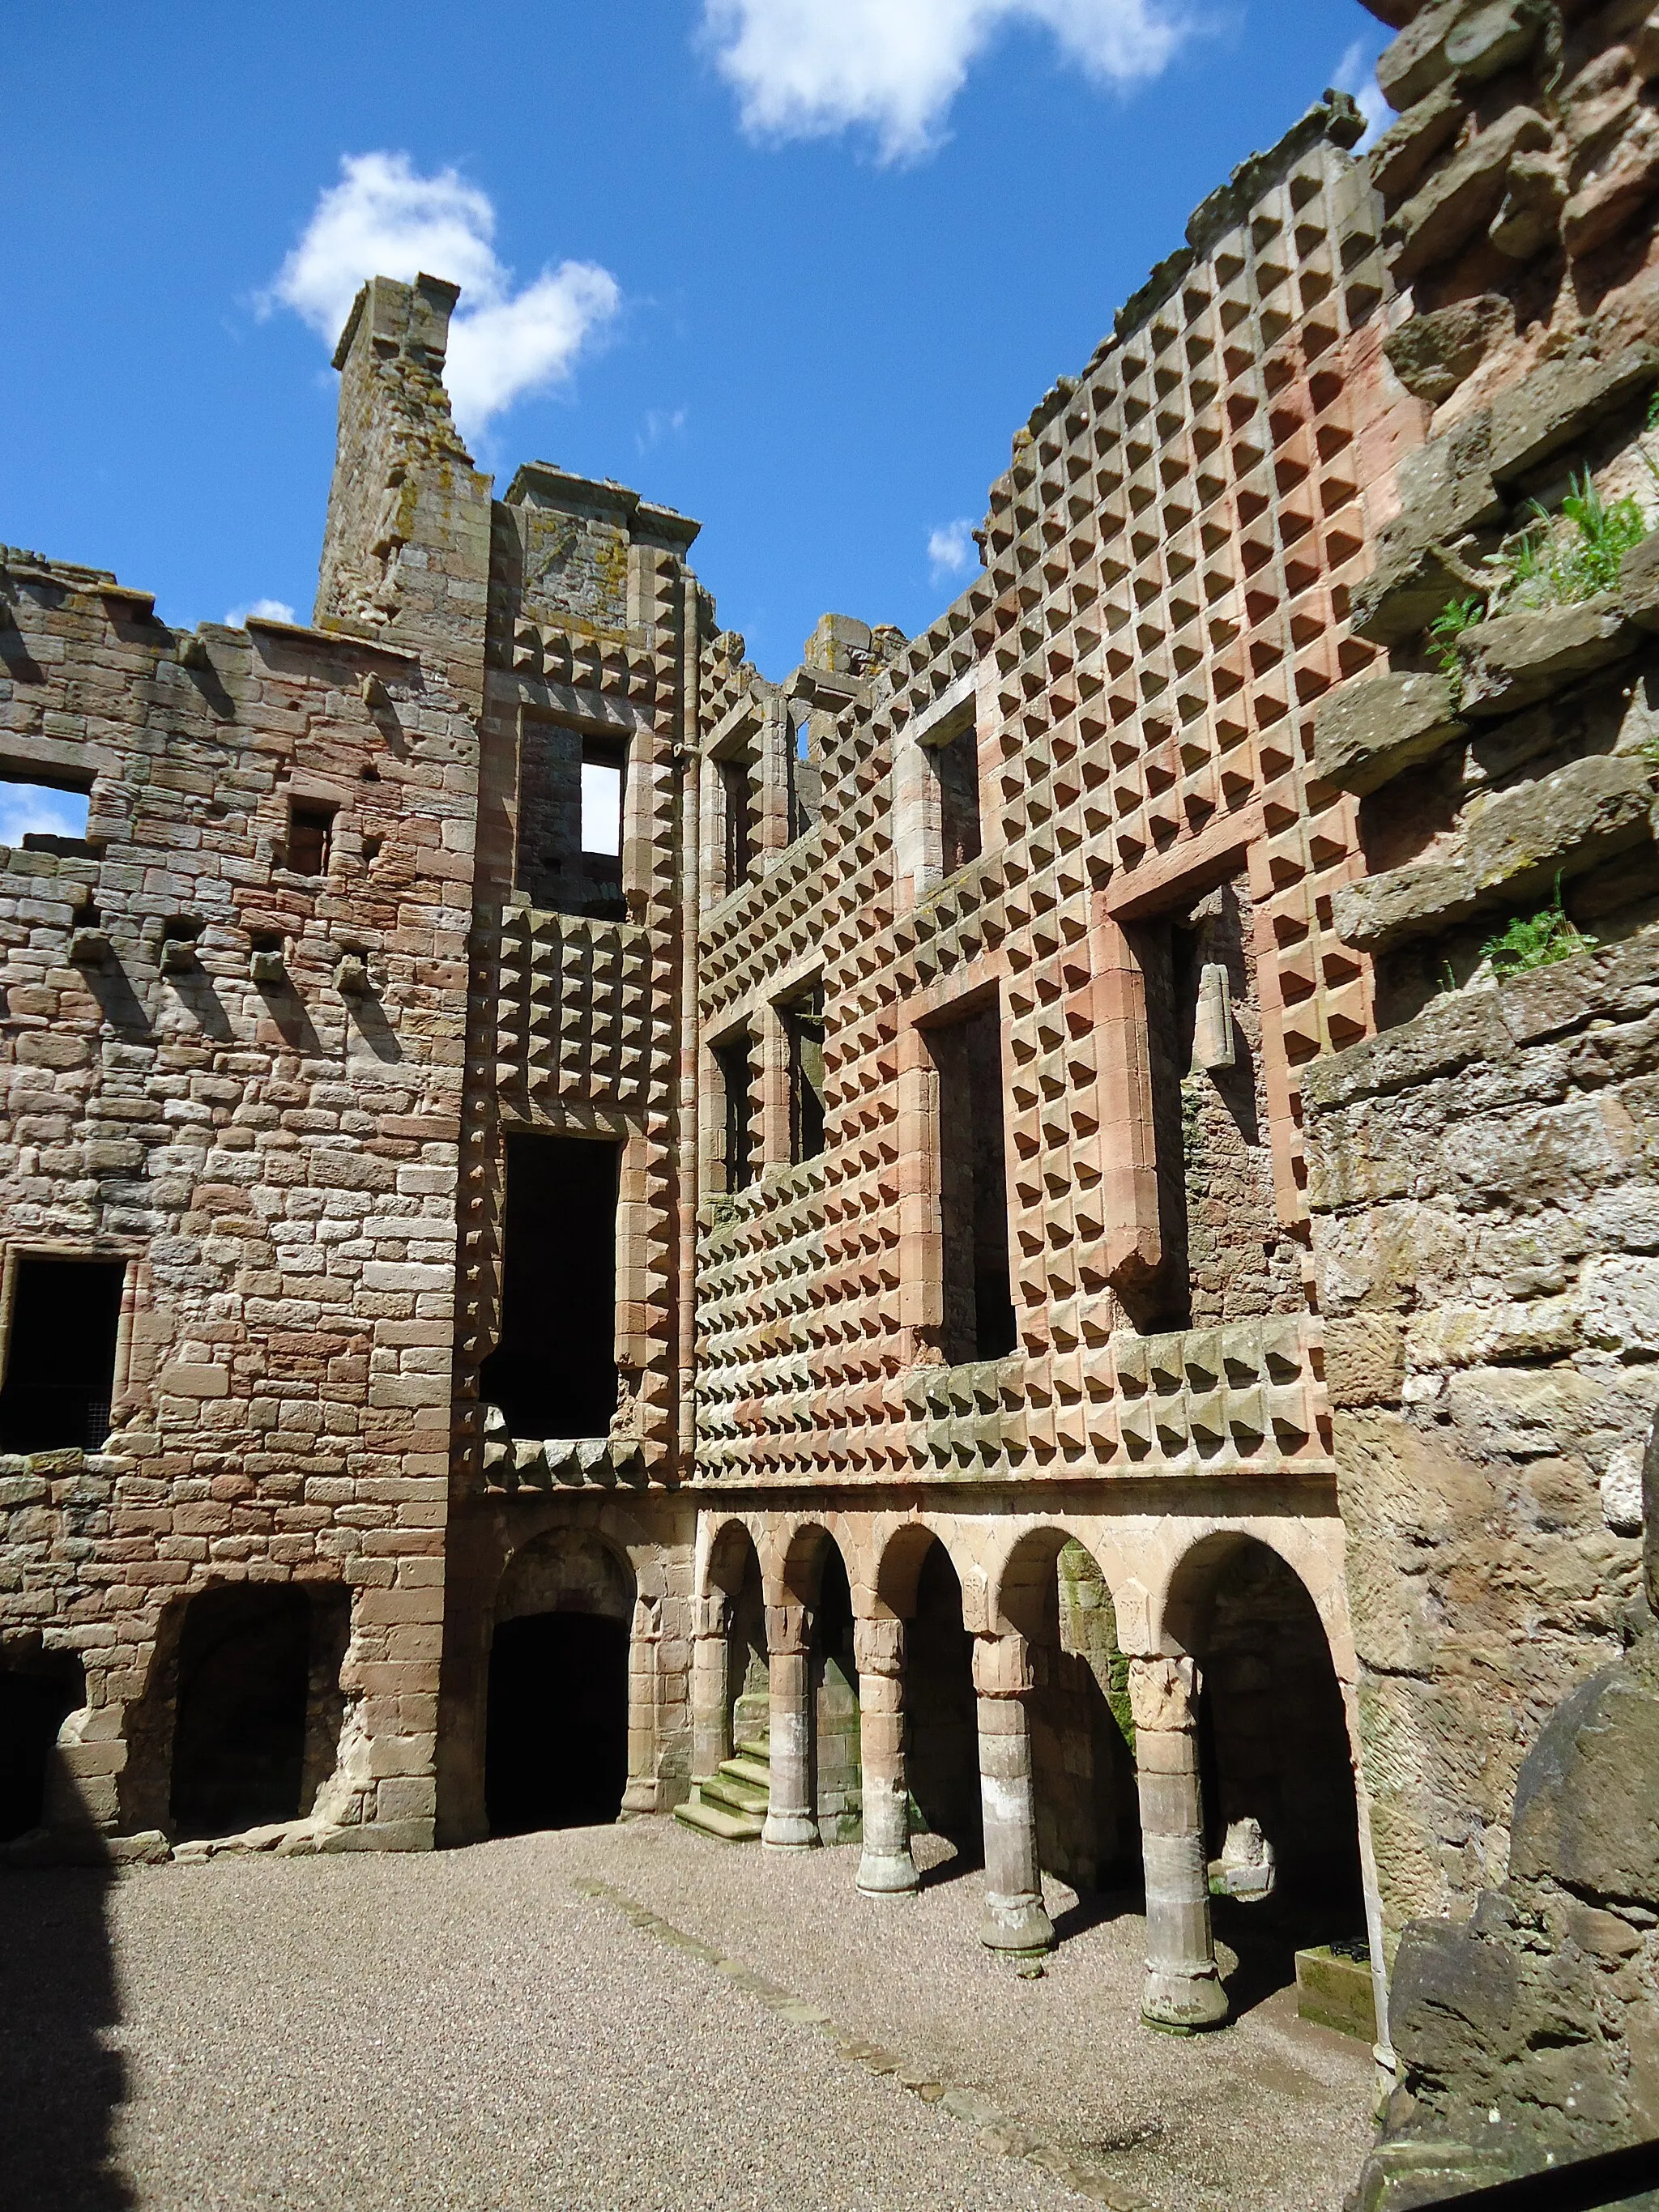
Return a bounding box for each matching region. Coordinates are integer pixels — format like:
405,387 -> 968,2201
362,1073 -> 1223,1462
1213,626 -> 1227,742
995,1526 -> 1140,1894
706,1519 -> 769,1747
1161,1531 -> 1364,1938
778,1521 -> 861,1840
168,1583 -> 352,1842
486,1531 -> 633,1836
0,1641 -> 87,1842
874,1523 -> 982,1861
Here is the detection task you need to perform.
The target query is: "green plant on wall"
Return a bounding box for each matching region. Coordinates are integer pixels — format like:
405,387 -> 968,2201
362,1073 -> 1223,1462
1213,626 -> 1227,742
1494,470 -> 1646,610
1428,595 -> 1486,679
1476,879 -> 1597,980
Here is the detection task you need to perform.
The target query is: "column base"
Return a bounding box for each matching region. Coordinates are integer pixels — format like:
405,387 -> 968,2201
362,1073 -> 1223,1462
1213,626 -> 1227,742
761,1812 -> 821,1851
620,1779 -> 659,1816
1141,1963 -> 1230,2032
856,1848 -> 919,1895
979,1887 -> 1055,1952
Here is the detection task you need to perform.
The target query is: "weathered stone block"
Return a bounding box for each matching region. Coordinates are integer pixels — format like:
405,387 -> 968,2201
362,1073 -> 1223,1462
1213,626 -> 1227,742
1336,756 -> 1656,948
1324,1315 -> 1407,1407
1370,83 -> 1470,208
1383,293 -> 1509,402
1313,671 -> 1466,794
1489,339 -> 1659,484
1456,595 -> 1638,717
1384,107 -> 1551,284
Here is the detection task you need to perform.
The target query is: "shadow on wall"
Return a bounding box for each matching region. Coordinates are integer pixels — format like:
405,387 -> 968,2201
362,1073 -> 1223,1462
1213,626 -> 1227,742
0,1865 -> 129,2209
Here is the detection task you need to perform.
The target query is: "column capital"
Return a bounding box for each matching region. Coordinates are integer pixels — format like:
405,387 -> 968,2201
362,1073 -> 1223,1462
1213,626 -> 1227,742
692,1592 -> 730,1640
766,1601 -> 810,1656
1129,1653 -> 1200,1733
972,1628 -> 1034,1699
853,1615 -> 905,1677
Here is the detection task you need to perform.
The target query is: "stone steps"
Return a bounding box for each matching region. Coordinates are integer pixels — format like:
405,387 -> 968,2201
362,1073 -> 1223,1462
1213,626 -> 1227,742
673,1732 -> 771,1844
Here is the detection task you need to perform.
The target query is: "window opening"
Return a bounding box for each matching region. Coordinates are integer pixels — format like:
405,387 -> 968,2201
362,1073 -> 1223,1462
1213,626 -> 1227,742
787,708 -> 821,842
0,1256 -> 123,1453
931,997 -> 1016,1363
480,1134 -> 621,1438
715,1036 -> 755,1192
580,740 -> 624,858
288,800 -> 335,877
929,720 -> 981,877
0,777 -> 92,858
719,755 -> 755,890
784,992 -> 826,1163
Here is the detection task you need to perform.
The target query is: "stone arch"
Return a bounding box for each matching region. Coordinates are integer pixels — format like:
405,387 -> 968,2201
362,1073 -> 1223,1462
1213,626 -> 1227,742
493,1526 -> 635,1627
989,1522 -> 1140,1893
1157,1528 -> 1365,1928
777,1517 -> 855,1611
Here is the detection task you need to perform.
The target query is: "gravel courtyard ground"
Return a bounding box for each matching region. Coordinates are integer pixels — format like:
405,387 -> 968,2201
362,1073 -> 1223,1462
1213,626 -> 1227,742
0,1820 -> 1375,2212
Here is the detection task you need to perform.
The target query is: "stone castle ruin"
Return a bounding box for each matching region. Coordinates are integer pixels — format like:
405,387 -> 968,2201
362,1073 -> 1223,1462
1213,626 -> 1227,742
6,0 -> 1659,2196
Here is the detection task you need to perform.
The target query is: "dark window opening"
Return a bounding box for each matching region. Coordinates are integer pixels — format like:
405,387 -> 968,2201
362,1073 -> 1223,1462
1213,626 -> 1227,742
1128,914 -> 1195,1333
719,754 -> 755,890
288,800 -> 335,877
486,1612 -> 628,1833
785,993 -> 825,1164
170,1584 -> 348,1840
0,1256 -> 123,1454
0,1647 -> 86,1842
715,1037 -> 755,1192
930,721 -> 981,877
932,998 -> 1016,1363
480,1132 -> 621,1438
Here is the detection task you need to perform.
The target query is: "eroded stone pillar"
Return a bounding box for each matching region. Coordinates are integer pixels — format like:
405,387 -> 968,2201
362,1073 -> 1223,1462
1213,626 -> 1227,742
621,1592 -> 662,1816
855,1616 -> 916,1895
1131,1655 -> 1228,2031
974,1630 -> 1054,1952
690,1592 -> 732,1785
762,1601 -> 819,1850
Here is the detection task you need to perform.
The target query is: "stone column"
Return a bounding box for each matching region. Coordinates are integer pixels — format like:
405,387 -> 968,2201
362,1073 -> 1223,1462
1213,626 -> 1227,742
855,1616 -> 916,1895
689,1592 -> 731,1785
974,1630 -> 1054,1953
1131,1655 -> 1228,2031
762,1601 -> 819,1851
621,1592 -> 662,1816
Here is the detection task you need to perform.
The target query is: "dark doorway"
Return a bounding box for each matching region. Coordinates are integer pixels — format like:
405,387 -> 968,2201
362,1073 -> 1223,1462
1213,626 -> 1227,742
480,1132 -> 621,1438
0,1648 -> 86,1840
485,1612 -> 629,1834
932,999 -> 1017,1363
0,1256 -> 124,1454
906,1542 -> 983,1856
170,1586 -> 320,1839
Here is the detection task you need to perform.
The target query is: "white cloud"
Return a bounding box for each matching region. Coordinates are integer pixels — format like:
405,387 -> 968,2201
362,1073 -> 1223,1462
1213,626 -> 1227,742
703,0 -> 1189,161
1333,39 -> 1388,151
637,406 -> 689,455
225,598 -> 296,628
928,518 -> 979,580
266,152 -> 621,437
0,784 -> 88,849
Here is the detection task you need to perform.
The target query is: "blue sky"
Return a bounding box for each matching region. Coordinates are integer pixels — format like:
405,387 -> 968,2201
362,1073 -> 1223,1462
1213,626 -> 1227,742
2,1 -> 1386,699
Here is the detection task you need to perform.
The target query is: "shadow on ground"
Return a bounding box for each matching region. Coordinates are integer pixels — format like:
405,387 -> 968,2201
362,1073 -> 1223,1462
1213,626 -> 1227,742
0,1868 -> 130,2210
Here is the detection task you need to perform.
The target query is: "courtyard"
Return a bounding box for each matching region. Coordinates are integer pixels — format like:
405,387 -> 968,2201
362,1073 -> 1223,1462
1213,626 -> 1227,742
1,1822 -> 1373,2212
